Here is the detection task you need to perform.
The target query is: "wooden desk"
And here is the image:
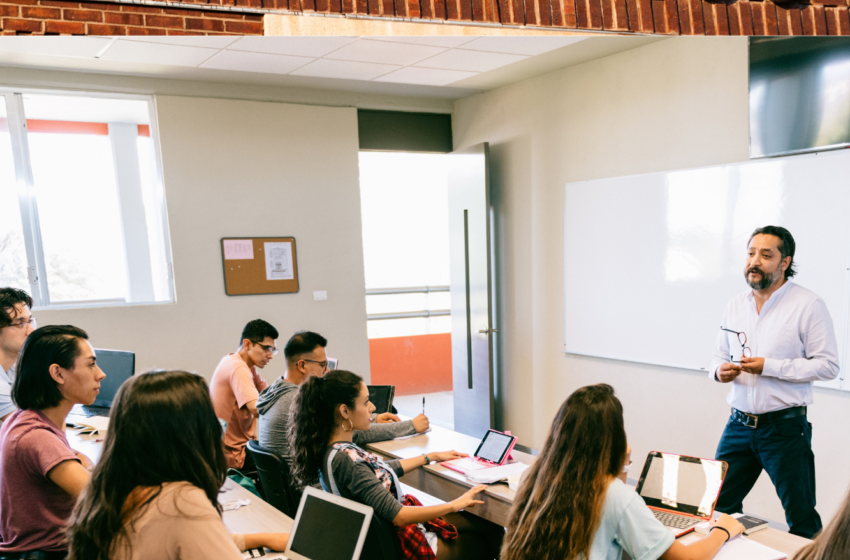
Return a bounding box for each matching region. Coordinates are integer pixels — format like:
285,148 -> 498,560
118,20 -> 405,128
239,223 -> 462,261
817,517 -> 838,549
366,424 -> 811,558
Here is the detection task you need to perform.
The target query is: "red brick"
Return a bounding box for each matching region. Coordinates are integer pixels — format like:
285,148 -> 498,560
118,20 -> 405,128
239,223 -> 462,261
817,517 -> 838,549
203,10 -> 241,17
87,22 -> 126,32
79,2 -> 113,9
703,1 -> 718,34
0,4 -> 17,15
165,28 -> 205,33
765,1 -> 778,33
44,18 -> 83,31
120,4 -> 162,13
21,6 -> 60,17
739,1 -> 754,34
775,3 -> 791,34
801,5 -> 815,33
688,0 -> 703,32
812,4 -> 827,32
587,0 -> 602,28
125,25 -> 160,33
838,7 -> 849,33
624,0 -> 641,30
162,7 -> 197,15
716,2 -> 730,34
434,0 -> 447,18
63,8 -> 101,20
184,15 -> 223,29
40,1 -> 80,7
244,13 -> 264,20
223,18 -> 261,31
0,0 -> 38,5
144,14 -> 184,27
789,7 -> 803,34
3,17 -> 42,29
104,11 -> 142,24
726,1 -> 740,33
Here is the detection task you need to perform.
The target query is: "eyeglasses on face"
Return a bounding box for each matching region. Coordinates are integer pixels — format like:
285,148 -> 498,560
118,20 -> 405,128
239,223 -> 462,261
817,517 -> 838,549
301,358 -> 329,370
6,317 -> 36,330
720,327 -> 752,363
253,342 -> 278,356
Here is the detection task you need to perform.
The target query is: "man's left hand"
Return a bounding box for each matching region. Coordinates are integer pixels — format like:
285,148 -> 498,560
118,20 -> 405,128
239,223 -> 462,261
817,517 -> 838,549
376,412 -> 401,424
740,356 -> 764,375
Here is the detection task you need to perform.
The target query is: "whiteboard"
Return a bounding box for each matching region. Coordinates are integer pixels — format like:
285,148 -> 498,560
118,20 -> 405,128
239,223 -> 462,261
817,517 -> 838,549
563,150 -> 850,391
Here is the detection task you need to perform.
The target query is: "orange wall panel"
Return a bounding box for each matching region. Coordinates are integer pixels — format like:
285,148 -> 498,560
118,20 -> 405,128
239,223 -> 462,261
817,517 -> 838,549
369,333 -> 453,395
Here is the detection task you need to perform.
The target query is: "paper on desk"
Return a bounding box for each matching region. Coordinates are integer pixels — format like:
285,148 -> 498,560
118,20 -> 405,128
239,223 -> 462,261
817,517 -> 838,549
222,499 -> 251,511
712,537 -> 786,560
69,415 -> 109,434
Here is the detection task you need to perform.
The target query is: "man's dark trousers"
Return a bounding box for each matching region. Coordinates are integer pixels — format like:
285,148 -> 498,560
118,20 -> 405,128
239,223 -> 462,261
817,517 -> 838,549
714,412 -> 821,538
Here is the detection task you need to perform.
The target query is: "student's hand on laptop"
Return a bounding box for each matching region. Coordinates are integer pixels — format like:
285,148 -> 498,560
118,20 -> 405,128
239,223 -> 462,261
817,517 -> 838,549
717,363 -> 742,383
429,450 -> 469,462
451,484 -> 487,512
412,414 -> 430,433
710,514 -> 745,541
376,412 -> 401,423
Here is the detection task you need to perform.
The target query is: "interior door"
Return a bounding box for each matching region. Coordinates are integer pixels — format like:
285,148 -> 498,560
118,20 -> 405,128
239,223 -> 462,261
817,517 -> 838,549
448,143 -> 495,437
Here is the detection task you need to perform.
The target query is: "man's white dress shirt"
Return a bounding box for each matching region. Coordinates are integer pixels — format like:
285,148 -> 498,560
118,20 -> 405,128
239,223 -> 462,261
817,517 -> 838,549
0,363 -> 16,418
709,280 -> 839,415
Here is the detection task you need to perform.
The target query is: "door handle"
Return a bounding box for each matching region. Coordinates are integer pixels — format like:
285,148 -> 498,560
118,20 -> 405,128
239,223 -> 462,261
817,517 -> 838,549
478,328 -> 498,334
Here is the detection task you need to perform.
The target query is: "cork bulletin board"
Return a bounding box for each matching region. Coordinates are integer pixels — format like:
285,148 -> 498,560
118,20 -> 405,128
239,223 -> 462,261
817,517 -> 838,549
221,237 -> 299,296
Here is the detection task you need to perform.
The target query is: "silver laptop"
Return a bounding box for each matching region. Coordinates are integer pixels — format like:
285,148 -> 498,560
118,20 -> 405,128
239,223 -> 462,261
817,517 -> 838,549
635,452 -> 728,537
244,486 -> 373,560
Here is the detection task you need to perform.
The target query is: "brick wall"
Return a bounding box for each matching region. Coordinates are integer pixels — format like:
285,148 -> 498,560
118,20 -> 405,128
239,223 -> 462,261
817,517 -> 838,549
0,0 -> 264,34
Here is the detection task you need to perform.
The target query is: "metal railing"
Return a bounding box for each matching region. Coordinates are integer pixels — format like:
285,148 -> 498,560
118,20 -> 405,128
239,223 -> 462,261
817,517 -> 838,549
365,285 -> 450,321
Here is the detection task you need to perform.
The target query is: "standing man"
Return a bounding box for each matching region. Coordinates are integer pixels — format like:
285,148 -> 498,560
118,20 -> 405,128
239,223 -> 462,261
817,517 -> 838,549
210,319 -> 275,471
0,288 -> 36,422
709,226 -> 839,538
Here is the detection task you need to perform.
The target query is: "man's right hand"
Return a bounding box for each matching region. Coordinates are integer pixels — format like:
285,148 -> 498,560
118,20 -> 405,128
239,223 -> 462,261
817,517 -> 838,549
716,362 -> 742,383
412,414 -> 430,433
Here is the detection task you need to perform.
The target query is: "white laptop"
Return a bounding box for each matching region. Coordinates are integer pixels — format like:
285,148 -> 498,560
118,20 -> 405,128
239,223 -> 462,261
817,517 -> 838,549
242,486 -> 373,560
635,451 -> 728,538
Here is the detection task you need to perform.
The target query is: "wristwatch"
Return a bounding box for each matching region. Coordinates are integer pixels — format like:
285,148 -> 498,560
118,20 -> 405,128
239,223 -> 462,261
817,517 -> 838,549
423,454 -> 431,464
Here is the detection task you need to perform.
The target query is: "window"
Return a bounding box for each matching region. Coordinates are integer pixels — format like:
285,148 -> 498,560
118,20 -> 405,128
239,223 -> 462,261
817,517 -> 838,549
1,91 -> 173,309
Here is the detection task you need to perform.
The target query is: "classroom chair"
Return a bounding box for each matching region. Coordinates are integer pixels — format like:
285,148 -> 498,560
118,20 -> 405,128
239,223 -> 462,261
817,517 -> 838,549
246,440 -> 301,517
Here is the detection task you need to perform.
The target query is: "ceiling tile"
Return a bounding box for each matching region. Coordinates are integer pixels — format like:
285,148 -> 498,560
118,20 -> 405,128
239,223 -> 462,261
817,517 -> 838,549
374,67 -> 478,87
361,36 -> 478,49
290,59 -> 400,81
459,37 -> 588,56
0,37 -> 112,58
120,36 -> 241,49
414,49 -> 527,73
200,50 -> 313,75
228,36 -> 359,58
101,40 -> 219,67
325,39 -> 445,66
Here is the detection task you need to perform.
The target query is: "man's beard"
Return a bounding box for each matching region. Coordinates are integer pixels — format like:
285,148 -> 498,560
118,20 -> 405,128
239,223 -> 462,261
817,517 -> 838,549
746,266 -> 782,290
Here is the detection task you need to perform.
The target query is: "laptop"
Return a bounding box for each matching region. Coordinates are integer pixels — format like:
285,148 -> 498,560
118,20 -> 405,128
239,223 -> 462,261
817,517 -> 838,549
367,385 -> 395,415
72,349 -> 135,418
244,486 -> 373,560
442,429 -> 518,475
635,451 -> 728,537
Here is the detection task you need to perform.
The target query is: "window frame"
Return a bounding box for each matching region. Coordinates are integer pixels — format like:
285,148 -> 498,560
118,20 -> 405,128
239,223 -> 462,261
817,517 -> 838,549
1,87 -> 175,310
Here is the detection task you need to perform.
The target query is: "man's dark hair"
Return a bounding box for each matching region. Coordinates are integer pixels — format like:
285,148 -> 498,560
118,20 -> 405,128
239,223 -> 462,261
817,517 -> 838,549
240,319 -> 279,347
0,288 -> 33,330
284,331 -> 328,363
749,226 -> 797,280
12,325 -> 88,410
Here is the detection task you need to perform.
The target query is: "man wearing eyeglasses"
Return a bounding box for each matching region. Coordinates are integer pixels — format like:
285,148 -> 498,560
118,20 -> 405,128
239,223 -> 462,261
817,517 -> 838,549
709,226 -> 839,539
210,319 -> 276,471
257,330 -> 431,478
0,288 -> 36,423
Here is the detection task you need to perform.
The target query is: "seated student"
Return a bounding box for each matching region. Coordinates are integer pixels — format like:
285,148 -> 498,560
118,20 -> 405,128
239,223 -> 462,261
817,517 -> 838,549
500,384 -> 745,560
0,287 -> 37,423
210,319 -> 276,471
289,370 -> 503,560
67,370 -> 289,560
0,325 -> 103,558
258,330 -> 430,470
793,482 -> 850,560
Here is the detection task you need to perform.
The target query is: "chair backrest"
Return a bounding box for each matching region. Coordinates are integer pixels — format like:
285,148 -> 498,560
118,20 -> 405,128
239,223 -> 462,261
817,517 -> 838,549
246,440 -> 301,517
361,514 -> 403,560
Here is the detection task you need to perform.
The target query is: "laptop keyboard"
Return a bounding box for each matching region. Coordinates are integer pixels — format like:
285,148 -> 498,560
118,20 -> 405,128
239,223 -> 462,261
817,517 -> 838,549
77,405 -> 111,418
652,510 -> 701,530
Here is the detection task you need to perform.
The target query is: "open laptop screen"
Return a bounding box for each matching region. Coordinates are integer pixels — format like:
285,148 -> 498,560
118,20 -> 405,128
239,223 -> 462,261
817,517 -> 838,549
636,452 -> 727,518
289,494 -> 368,560
91,350 -> 135,407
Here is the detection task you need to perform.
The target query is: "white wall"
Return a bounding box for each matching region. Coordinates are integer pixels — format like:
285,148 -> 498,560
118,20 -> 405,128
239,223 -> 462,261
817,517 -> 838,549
36,95 -> 372,386
453,37 -> 850,525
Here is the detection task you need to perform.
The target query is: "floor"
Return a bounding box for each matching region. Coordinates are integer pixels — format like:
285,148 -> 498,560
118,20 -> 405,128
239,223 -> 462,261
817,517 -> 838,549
394,390 -> 454,430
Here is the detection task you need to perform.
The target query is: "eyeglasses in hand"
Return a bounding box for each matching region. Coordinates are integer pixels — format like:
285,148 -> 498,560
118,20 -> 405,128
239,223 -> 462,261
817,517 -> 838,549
720,327 -> 751,364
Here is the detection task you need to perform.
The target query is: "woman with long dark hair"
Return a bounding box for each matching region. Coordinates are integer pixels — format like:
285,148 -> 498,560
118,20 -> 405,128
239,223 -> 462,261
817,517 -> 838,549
794,484 -> 850,560
501,384 -> 745,560
289,370 -> 504,560
67,370 -> 289,560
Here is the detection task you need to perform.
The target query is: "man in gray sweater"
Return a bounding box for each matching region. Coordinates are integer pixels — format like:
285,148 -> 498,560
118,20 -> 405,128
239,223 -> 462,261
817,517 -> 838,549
257,331 -> 430,469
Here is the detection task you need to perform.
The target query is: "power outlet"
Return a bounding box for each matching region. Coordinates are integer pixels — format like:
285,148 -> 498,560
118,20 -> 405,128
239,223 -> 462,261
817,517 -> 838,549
313,290 -> 328,301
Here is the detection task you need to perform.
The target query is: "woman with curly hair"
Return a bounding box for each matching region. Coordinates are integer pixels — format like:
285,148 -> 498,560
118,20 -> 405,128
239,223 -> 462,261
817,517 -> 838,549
288,369 -> 504,560
67,370 -> 289,560
501,384 -> 745,560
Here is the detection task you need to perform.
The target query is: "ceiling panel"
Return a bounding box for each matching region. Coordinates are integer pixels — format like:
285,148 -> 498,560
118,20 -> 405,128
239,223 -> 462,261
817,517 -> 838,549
325,39 -> 446,66
460,36 -> 588,56
290,58 -> 401,81
228,36 -> 359,58
120,36 -> 241,49
100,41 -> 219,67
0,37 -> 112,58
374,66 -> 478,86
414,49 -> 528,73
366,36 -> 479,48
200,50 -> 313,74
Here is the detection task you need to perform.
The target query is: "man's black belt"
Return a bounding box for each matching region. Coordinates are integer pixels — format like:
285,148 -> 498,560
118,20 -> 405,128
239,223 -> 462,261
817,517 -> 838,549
732,406 -> 806,429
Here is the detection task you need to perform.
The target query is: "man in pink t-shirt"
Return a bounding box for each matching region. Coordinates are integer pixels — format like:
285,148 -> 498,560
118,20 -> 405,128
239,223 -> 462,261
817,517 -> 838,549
210,319 -> 276,470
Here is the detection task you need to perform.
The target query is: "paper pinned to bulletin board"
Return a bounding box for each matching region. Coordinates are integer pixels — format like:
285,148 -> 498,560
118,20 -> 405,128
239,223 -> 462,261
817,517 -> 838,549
221,237 -> 299,296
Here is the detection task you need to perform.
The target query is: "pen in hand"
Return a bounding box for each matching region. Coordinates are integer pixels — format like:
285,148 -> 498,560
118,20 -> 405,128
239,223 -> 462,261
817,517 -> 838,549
422,397 -> 425,415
